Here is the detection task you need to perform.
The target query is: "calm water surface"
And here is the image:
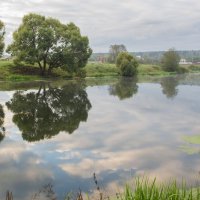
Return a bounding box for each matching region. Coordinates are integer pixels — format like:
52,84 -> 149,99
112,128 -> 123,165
0,74 -> 200,199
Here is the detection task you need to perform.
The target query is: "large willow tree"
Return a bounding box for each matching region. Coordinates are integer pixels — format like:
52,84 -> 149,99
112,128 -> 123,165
7,13 -> 92,75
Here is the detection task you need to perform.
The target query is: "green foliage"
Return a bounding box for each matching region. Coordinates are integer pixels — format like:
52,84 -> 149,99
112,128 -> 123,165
7,13 -> 92,76
161,48 -> 180,72
86,62 -> 119,77
0,20 -> 5,57
188,65 -> 200,72
116,52 -> 139,77
6,82 -> 91,142
108,44 -> 127,63
75,68 -> 86,78
119,177 -> 200,200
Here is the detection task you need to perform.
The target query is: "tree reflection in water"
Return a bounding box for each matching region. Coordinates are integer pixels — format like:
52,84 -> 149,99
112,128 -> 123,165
6,82 -> 92,142
109,77 -> 138,100
0,104 -> 5,142
160,77 -> 179,99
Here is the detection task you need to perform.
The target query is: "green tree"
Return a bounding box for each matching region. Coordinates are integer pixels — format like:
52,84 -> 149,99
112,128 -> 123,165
109,77 -> 138,100
7,13 -> 92,76
161,48 -> 180,72
108,44 -> 127,63
6,82 -> 92,142
0,104 -> 5,142
0,20 -> 5,57
116,52 -> 138,77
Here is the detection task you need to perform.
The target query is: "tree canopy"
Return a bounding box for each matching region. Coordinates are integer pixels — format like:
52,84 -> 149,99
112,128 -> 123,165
0,20 -> 5,57
6,82 -> 92,142
108,44 -> 127,63
7,13 -> 92,75
116,52 -> 139,77
161,48 -> 180,72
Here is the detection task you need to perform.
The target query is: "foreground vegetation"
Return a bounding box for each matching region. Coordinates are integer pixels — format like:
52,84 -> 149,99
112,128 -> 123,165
4,177 -> 200,200
0,60 -> 200,81
118,178 -> 200,200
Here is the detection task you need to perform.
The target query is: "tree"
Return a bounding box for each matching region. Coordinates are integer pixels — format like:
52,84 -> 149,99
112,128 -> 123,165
161,48 -> 180,72
108,44 -> 127,63
116,52 -> 138,77
6,82 -> 92,142
109,77 -> 138,100
7,13 -> 92,76
0,20 -> 5,57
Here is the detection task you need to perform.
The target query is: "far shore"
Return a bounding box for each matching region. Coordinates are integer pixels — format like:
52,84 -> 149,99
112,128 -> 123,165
0,60 -> 199,82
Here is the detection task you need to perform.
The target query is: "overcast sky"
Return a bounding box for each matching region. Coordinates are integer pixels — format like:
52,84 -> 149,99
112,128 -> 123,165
0,0 -> 200,52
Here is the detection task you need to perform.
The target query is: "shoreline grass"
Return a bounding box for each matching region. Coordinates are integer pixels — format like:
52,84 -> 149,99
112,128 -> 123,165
0,60 -> 200,81
3,177 -> 200,200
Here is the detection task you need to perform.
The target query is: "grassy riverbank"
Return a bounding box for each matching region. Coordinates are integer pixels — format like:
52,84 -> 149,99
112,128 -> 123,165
4,177 -> 200,200
77,177 -> 200,200
116,178 -> 200,200
0,60 -> 200,81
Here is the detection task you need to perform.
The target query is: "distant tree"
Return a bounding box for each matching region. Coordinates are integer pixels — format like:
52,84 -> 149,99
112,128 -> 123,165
0,104 -> 5,142
0,20 -> 5,57
109,77 -> 138,100
161,48 -> 180,72
116,52 -> 138,77
6,82 -> 91,142
7,13 -> 92,76
108,44 -> 127,63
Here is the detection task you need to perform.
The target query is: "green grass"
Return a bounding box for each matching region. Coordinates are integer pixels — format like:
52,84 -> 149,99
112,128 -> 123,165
85,62 -> 119,77
4,177 -> 200,200
0,60 -> 200,81
138,64 -> 176,76
0,60 -> 42,81
86,62 -> 187,77
63,177 -> 200,200
118,177 -> 200,200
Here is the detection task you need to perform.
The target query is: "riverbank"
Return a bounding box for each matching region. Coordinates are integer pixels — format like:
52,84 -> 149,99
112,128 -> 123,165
0,60 -> 200,81
4,177 -> 200,200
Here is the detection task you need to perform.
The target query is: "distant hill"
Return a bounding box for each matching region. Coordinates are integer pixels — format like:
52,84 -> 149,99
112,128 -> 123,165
90,50 -> 200,64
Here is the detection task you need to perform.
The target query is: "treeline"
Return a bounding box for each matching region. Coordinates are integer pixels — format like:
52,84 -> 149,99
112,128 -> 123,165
0,13 -> 198,78
90,50 -> 200,64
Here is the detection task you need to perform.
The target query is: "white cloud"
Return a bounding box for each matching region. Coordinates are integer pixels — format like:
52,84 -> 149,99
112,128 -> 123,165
0,0 -> 200,52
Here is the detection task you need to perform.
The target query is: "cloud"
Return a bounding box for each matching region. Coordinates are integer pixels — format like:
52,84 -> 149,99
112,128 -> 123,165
0,0 -> 200,52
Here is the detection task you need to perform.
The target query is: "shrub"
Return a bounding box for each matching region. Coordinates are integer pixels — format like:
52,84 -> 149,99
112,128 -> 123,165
116,52 -> 139,77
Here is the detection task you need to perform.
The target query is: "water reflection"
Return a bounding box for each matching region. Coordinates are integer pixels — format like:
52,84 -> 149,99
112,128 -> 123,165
0,75 -> 199,199
6,82 -> 92,142
160,77 -> 179,99
0,104 -> 5,142
109,77 -> 138,100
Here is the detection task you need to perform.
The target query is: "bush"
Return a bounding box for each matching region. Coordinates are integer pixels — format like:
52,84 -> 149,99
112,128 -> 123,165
116,52 -> 139,77
177,67 -> 189,74
75,68 -> 86,78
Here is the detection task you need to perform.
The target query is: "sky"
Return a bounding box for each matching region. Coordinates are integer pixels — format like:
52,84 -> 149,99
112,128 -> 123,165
0,0 -> 200,53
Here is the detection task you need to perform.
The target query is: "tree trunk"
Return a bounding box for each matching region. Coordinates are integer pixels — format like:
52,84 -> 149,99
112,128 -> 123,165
48,66 -> 52,75
38,61 -> 45,76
